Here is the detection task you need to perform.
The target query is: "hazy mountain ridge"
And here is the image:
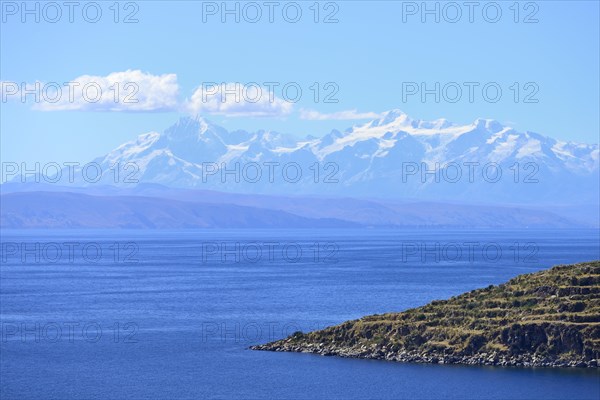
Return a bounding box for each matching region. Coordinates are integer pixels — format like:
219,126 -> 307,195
0,188 -> 587,229
0,191 -> 359,229
17,110 -> 597,204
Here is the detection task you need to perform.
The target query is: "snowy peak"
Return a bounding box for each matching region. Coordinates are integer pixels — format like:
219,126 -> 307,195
369,110 -> 455,132
371,109 -> 411,126
472,118 -> 506,134
163,116 -> 227,140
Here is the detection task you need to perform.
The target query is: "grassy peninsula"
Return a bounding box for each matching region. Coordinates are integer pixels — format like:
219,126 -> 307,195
252,261 -> 600,368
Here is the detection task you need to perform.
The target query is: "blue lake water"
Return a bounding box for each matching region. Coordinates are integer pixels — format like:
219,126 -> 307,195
1,229 -> 599,399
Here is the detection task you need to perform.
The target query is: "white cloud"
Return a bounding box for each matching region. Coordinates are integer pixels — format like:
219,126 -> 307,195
3,74 -> 360,120
2,70 -> 179,112
185,83 -> 293,117
299,109 -> 382,120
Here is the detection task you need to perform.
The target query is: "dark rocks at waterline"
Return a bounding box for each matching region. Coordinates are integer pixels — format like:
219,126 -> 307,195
251,341 -> 598,368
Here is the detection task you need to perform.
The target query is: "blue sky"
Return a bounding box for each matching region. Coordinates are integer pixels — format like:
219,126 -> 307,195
1,1 -> 599,166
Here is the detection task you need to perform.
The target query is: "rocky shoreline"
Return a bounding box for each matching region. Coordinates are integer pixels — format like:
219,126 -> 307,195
251,340 -> 599,368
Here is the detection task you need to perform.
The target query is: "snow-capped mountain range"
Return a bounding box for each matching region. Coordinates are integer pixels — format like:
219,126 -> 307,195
33,110 -> 600,204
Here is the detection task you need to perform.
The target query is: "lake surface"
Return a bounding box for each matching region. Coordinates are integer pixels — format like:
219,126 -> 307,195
1,229 -> 599,399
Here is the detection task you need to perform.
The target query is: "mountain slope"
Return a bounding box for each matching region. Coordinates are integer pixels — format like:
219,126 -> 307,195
252,261 -> 600,368
0,188 -> 584,228
0,191 -> 358,229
